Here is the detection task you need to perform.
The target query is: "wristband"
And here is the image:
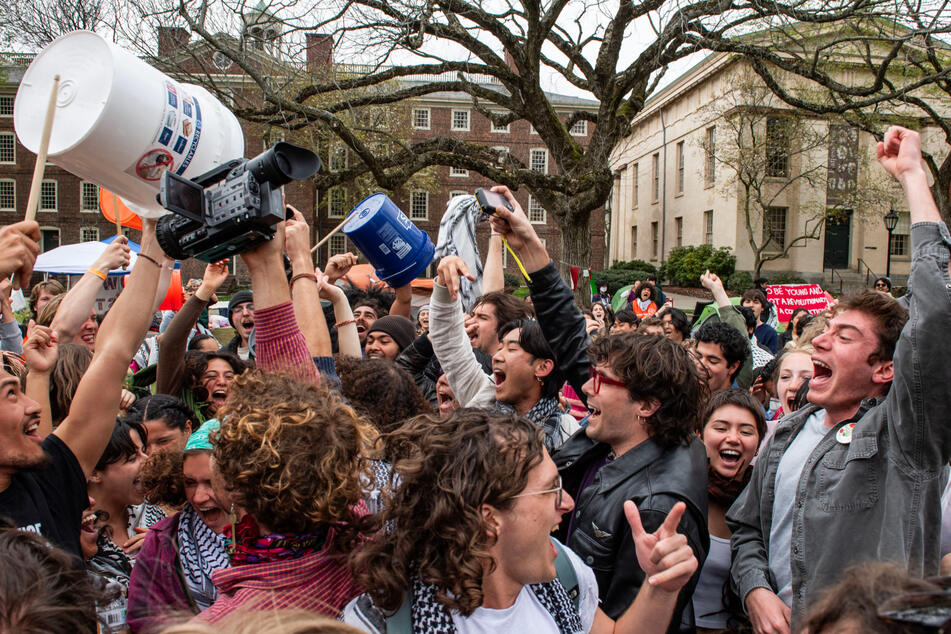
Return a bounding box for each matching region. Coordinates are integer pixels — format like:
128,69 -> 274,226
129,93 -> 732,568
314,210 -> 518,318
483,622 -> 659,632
87,268 -> 107,281
290,273 -> 318,291
334,318 -> 356,329
136,253 -> 162,268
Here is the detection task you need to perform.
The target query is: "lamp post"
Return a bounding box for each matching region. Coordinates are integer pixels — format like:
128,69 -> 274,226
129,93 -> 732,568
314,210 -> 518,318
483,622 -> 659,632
884,208 -> 899,277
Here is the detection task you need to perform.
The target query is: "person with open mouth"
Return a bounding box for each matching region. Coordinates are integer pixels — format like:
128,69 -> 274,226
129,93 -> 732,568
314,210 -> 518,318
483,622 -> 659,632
343,409 -> 699,634
693,390 -> 765,631
127,419 -> 230,632
222,290 -> 255,362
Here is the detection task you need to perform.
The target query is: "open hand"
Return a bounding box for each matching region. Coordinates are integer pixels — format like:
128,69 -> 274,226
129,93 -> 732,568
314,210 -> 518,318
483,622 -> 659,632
436,255 -> 474,301
624,500 -> 697,593
93,236 -> 131,272
199,260 -> 230,299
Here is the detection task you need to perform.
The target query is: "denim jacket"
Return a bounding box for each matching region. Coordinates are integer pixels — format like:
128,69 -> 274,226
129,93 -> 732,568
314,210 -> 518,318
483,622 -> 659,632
727,222 -> 951,621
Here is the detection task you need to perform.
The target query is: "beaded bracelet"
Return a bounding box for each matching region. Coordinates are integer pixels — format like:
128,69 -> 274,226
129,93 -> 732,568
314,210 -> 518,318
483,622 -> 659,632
334,318 -> 356,329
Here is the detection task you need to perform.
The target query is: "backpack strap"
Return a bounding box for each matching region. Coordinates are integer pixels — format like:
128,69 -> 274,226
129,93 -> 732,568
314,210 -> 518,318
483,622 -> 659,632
383,591 -> 412,633
551,537 -> 580,610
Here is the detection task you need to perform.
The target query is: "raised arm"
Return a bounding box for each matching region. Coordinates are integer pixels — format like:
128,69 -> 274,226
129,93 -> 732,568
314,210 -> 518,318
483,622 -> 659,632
481,232 -> 505,294
155,261 -> 228,396
487,186 -> 591,401
284,208 -> 332,357
54,221 -> 165,477
317,271 -> 361,358
241,221 -> 319,385
701,270 -> 753,390
0,279 -> 22,354
876,126 -> 951,468
389,283 -> 413,320
23,321 -> 57,439
50,238 -> 131,344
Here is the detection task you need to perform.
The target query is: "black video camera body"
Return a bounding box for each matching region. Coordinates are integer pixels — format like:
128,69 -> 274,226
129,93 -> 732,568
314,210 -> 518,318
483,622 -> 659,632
156,142 -> 320,262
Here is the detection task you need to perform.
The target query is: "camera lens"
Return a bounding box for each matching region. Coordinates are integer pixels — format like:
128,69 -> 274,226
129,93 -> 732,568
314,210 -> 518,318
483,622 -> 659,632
246,142 -> 321,187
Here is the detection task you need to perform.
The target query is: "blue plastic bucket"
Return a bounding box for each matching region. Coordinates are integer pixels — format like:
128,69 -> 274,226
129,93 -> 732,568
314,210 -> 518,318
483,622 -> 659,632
342,193 -> 435,288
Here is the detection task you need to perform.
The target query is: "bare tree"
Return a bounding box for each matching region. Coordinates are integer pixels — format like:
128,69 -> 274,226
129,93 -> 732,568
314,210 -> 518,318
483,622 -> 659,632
702,80 -> 894,278
0,0 -> 115,49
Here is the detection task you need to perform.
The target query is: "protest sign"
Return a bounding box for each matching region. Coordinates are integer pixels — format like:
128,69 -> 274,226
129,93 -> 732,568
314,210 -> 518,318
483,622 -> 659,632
767,284 -> 834,323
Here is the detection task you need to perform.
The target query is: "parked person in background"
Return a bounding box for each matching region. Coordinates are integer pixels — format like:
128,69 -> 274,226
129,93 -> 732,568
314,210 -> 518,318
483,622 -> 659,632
777,308 -> 811,349
656,305 -> 690,344
629,282 -> 658,319
126,394 -> 198,455
415,305 -> 430,335
222,290 -> 254,361
742,289 -> 779,354
29,278 -> 65,321
873,276 -> 893,296
364,315 -> 416,362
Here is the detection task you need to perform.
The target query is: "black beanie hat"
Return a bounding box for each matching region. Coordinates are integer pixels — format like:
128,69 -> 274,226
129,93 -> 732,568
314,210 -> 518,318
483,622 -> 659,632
228,290 -> 253,328
365,315 -> 416,352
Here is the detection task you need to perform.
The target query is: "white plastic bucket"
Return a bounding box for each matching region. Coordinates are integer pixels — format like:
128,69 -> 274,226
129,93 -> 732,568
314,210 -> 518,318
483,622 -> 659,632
14,30 -> 244,218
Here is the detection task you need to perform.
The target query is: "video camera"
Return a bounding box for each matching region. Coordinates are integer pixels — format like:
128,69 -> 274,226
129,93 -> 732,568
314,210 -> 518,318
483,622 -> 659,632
156,142 -> 320,262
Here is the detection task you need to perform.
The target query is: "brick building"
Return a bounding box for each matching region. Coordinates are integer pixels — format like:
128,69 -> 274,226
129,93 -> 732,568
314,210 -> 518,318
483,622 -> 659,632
1,20 -> 605,288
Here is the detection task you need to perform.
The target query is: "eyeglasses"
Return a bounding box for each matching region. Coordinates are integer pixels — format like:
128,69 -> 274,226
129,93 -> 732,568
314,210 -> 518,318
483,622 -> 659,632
589,366 -> 626,394
512,474 -> 564,507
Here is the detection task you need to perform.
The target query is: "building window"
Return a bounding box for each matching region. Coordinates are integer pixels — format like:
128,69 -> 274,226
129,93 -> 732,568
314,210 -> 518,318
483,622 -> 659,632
328,234 -> 348,257
40,180 -> 57,212
412,108 -> 430,130
890,212 -> 910,256
651,153 -> 660,202
675,216 -> 683,247
631,226 -> 638,258
410,191 -> 429,220
766,117 -> 789,177
705,126 -> 716,187
763,206 -> 788,250
676,141 -> 685,194
449,190 -> 467,198
329,143 -> 348,172
449,166 -> 469,177
0,180 -> 14,211
80,182 -> 99,212
0,132 -> 14,163
528,196 -> 546,224
631,163 -> 638,209
569,119 -> 587,136
704,210 -> 713,245
530,149 -> 548,173
327,187 -> 348,218
80,227 -> 100,242
451,110 -> 470,131
40,228 -> 60,252
0,95 -> 12,117
651,222 -> 659,259
491,116 -> 510,133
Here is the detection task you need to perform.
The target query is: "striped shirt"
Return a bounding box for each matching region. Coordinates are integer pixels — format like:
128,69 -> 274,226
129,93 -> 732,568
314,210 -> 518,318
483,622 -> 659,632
254,301 -> 320,386
197,548 -> 361,622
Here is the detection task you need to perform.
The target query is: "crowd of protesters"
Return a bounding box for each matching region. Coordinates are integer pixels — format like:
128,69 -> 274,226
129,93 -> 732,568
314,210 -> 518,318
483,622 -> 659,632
0,125 -> 947,634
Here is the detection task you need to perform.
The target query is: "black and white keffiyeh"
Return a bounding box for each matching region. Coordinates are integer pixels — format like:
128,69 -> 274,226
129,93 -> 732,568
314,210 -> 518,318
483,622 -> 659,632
177,503 -> 229,610
495,396 -> 565,451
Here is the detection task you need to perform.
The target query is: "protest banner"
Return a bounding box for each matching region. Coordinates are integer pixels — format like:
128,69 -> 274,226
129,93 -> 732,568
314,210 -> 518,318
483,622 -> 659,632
767,284 -> 834,323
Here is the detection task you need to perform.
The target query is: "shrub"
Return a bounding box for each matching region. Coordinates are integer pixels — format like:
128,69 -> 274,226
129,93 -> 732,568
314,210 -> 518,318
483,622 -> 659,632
661,245 -> 736,287
591,268 -> 653,295
726,271 -> 753,294
610,259 -> 657,275
503,272 -> 522,290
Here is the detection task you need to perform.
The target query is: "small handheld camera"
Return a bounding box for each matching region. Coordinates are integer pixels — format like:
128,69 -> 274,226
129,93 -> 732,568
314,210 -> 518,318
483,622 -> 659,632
475,188 -> 514,222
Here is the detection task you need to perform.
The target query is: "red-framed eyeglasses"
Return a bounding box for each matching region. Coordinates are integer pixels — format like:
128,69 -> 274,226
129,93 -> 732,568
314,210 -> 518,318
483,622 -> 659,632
589,366 -> 626,394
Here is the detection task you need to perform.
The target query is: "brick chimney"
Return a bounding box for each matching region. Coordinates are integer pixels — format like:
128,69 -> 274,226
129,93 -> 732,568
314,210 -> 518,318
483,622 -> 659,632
305,33 -> 333,70
157,27 -> 190,57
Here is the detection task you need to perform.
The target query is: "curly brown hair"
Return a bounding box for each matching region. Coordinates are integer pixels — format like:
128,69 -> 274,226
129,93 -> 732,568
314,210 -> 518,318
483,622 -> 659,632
588,332 -> 708,449
213,371 -> 376,550
138,449 -> 187,507
334,356 -> 432,437
351,408 -> 545,616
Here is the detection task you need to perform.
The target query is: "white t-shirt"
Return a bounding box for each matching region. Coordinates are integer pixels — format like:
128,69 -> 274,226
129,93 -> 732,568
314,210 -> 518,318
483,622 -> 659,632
342,543 -> 599,633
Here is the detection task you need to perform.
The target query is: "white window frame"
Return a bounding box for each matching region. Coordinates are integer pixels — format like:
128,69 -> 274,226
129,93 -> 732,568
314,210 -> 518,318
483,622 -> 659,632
491,115 -> 510,133
329,143 -> 348,172
412,108 -> 431,130
528,196 -> 546,224
39,180 -> 57,212
328,234 -> 348,258
449,166 -> 469,177
449,190 -> 467,198
451,109 -> 470,132
39,227 -> 60,252
631,163 -> 639,209
676,141 -> 685,194
80,181 -> 100,213
80,226 -> 100,243
530,148 -> 548,174
0,95 -> 13,117
0,132 -> 14,164
0,179 -> 14,212
569,119 -> 587,136
704,210 -> 714,245
410,191 -> 429,220
327,187 -> 348,219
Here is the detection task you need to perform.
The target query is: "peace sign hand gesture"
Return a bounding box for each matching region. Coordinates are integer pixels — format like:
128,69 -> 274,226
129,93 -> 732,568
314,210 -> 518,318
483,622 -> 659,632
624,500 -> 698,593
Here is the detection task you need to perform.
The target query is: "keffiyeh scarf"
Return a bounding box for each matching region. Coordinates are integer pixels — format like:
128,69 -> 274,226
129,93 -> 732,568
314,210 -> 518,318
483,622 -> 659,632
496,396 -> 565,451
177,504 -> 229,610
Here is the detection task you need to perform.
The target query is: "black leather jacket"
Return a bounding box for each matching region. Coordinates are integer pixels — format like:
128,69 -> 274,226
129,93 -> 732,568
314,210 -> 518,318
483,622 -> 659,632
554,433 -> 709,631
527,261 -> 709,631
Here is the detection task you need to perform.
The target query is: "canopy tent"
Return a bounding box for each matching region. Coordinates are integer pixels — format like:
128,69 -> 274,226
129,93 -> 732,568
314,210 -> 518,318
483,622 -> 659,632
34,236 -> 142,276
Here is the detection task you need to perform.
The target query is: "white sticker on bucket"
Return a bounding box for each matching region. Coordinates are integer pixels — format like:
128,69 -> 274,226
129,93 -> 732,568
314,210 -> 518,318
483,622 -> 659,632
127,80 -> 203,182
